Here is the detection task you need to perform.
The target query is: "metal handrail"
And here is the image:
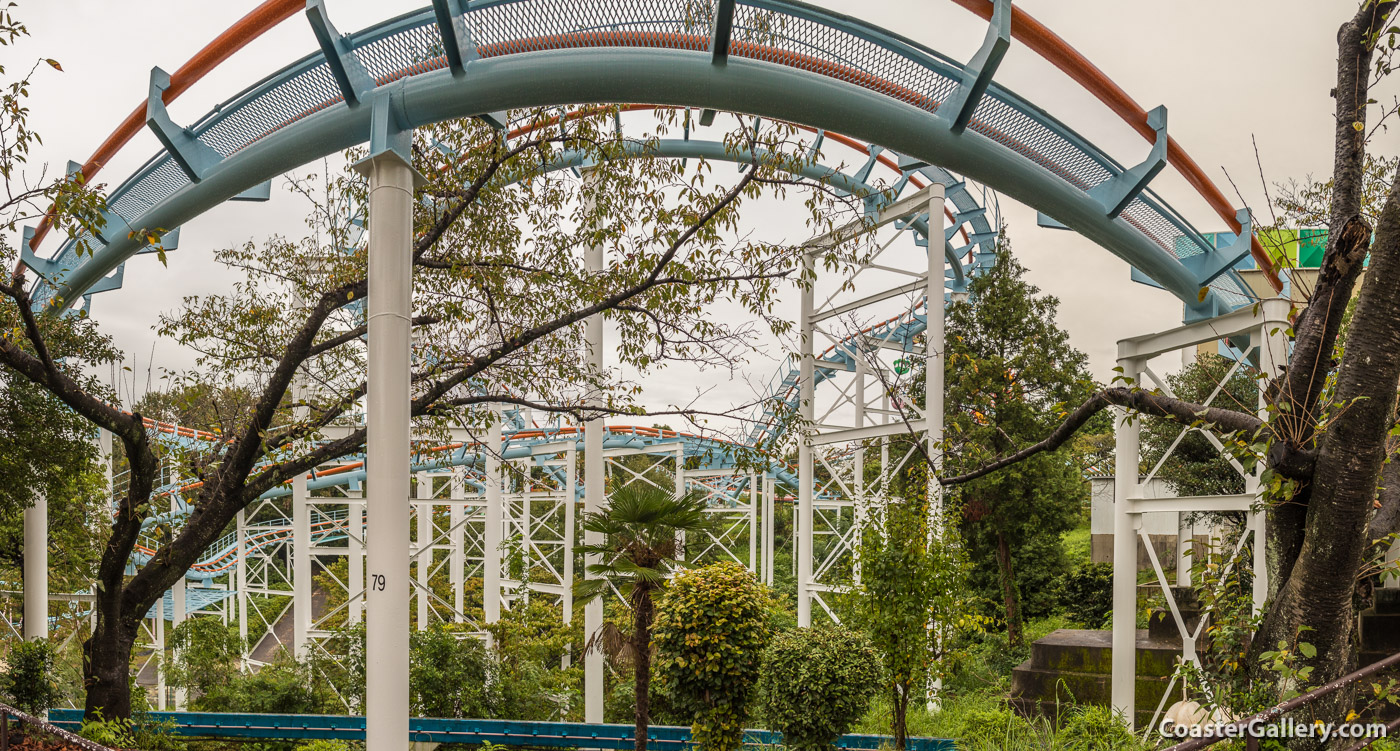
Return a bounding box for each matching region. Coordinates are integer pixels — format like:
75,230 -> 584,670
1164,651 -> 1400,751
0,702 -> 114,751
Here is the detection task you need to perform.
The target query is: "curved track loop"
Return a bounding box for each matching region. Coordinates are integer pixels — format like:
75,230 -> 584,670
25,0 -> 1258,318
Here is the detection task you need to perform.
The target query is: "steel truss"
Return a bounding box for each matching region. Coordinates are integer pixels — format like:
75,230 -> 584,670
1110,298 -> 1290,730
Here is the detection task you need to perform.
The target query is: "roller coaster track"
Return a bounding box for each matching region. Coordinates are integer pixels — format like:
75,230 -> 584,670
19,0 -> 1278,591
20,0 -> 1267,319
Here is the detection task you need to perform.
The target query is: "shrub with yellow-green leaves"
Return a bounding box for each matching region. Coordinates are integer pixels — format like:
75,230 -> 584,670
653,562 -> 770,751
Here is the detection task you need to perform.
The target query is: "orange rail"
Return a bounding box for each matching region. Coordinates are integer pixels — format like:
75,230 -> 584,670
20,0 -> 303,263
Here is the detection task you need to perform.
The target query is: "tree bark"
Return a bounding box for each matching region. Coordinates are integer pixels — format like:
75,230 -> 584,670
1250,175 -> 1400,748
995,530 -> 1024,648
891,683 -> 908,751
633,586 -> 653,751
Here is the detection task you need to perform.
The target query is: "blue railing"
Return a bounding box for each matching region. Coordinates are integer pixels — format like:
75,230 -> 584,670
49,710 -> 958,750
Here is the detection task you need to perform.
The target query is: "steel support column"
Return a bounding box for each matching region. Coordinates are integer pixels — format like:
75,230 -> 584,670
357,147 -> 417,751
1111,357 -> 1144,728
22,493 -> 46,640
797,252 -> 815,627
485,408 -> 503,629
925,184 -> 946,708
583,174 -> 606,722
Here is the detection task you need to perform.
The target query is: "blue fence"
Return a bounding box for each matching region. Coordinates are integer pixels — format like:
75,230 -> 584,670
49,710 -> 956,750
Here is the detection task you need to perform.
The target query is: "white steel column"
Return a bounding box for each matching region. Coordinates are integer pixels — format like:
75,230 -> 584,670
293,468 -> 310,656
796,252 -> 815,628
348,491 -> 364,625
583,173 -> 606,722
236,509 -> 249,654
417,473 -> 432,629
925,183 -> 946,533
1253,298 -> 1290,610
561,445 -> 577,667
450,475 -> 465,622
484,409 -> 503,628
925,184 -> 946,708
357,144 -> 417,751
22,492 -> 47,640
1111,357 -> 1143,728
170,485 -> 187,710
1176,515 -> 1192,587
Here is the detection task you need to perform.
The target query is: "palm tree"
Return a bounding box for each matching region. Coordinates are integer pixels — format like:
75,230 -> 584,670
574,481 -> 710,751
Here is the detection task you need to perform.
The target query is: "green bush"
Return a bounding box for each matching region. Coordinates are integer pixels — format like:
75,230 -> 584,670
1,638 -> 60,714
953,704 -> 1032,745
411,624 -> 499,718
758,625 -> 881,751
1058,705 -> 1138,750
653,562 -> 771,751
294,741 -> 352,751
1058,563 -> 1113,628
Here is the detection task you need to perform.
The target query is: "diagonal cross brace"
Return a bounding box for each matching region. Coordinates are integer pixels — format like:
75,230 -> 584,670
430,0 -> 507,129
1089,105 -> 1168,219
146,67 -> 224,183
1181,208 -> 1254,286
711,0 -> 737,65
306,0 -> 375,107
941,0 -> 1010,134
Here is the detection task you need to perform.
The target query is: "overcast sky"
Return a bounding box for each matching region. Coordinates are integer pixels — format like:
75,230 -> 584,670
6,0 -> 1397,418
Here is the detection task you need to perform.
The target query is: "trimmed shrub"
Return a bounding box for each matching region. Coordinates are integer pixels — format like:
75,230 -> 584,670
758,625 -> 881,751
653,562 -> 770,751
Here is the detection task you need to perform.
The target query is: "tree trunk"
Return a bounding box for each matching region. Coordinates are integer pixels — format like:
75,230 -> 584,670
82,613 -> 140,721
633,586 -> 653,751
1249,175 -> 1400,751
995,530 -> 1024,648
891,683 -> 908,751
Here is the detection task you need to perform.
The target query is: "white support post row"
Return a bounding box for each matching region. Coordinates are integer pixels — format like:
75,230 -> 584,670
796,251 -> 815,628
925,184 -> 946,709
356,143 -> 418,751
1111,355 -> 1143,728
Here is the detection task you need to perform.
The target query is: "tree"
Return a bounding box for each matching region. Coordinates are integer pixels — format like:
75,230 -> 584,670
652,561 -> 771,751
757,624 -> 881,751
575,483 -> 711,751
844,490 -> 967,751
1,101 -> 864,720
929,3 -> 1400,740
942,244 -> 1098,647
409,624 -> 499,720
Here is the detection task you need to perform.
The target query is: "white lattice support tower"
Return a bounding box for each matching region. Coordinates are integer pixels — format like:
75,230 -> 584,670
1110,298 -> 1292,730
797,184 -> 945,625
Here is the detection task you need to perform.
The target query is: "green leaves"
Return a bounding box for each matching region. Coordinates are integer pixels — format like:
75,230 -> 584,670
653,562 -> 771,751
